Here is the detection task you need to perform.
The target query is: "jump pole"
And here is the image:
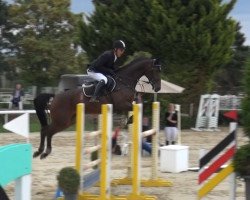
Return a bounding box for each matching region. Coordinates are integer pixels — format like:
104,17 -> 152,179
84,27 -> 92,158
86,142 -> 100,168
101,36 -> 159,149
75,103 -> 84,174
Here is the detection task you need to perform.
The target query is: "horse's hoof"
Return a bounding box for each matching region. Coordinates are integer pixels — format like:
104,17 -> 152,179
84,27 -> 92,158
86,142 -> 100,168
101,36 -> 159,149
40,153 -> 48,159
33,151 -> 42,158
127,116 -> 133,124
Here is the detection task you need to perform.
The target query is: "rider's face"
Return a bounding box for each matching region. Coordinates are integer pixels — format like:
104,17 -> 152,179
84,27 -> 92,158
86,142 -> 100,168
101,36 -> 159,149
115,48 -> 125,57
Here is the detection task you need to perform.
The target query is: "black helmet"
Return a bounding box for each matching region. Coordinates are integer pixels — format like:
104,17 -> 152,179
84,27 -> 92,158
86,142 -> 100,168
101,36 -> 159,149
113,40 -> 126,49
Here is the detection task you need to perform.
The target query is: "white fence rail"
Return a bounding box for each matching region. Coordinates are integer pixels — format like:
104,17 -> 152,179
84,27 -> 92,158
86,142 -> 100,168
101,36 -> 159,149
0,110 -> 36,114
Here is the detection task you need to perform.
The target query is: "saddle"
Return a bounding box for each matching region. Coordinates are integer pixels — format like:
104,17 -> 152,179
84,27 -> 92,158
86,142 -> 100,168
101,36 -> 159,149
58,74 -> 116,97
82,75 -> 116,97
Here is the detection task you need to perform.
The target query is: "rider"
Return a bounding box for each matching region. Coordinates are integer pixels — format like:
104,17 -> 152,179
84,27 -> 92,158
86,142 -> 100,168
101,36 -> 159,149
87,40 -> 126,102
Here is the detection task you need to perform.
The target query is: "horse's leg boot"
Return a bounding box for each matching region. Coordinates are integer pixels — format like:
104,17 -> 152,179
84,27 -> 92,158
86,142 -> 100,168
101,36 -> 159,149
90,80 -> 105,102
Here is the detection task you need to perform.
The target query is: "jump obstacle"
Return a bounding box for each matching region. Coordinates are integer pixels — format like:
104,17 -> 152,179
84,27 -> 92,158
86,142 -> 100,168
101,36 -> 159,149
56,104 -> 106,199
77,103 -> 119,199
193,94 -> 220,131
193,94 -> 242,131
113,102 -> 173,188
0,113 -> 32,200
56,103 -> 114,199
118,103 -> 172,199
198,122 -> 237,199
57,103 -> 169,199
77,103 -> 166,199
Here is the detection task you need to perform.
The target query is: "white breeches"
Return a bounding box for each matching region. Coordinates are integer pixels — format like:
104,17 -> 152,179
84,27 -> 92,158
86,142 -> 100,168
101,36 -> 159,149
164,127 -> 178,142
87,70 -> 108,84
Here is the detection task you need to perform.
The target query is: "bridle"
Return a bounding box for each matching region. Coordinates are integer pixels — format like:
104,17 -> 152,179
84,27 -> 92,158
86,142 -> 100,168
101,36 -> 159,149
143,59 -> 161,90
113,58 -> 161,92
113,75 -> 137,92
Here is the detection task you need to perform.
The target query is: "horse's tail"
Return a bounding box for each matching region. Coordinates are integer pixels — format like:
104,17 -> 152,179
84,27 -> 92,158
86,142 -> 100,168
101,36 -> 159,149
34,93 -> 55,127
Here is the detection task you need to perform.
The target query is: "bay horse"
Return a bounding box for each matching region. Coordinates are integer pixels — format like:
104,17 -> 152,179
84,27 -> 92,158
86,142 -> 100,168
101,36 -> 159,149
33,57 -> 161,159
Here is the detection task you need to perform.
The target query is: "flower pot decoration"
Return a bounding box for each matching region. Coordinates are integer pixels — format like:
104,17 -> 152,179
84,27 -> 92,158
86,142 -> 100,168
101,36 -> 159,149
57,167 -> 80,200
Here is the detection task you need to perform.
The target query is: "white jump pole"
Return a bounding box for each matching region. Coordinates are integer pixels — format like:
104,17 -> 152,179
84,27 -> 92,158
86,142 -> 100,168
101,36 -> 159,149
175,104 -> 181,145
229,122 -> 237,200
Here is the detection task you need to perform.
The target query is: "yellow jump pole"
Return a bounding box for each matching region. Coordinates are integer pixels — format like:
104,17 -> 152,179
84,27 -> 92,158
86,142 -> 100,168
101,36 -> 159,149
75,103 -> 84,194
99,104 -> 113,199
75,103 -> 84,174
131,103 -> 142,197
151,102 -> 159,179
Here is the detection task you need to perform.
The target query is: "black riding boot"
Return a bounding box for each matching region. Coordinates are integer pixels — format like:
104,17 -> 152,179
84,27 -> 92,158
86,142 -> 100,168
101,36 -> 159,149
90,80 -> 105,102
166,141 -> 169,146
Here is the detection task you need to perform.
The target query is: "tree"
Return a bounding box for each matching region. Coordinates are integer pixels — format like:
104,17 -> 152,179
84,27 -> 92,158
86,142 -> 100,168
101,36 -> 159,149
0,0 -> 23,83
0,0 -> 9,74
213,23 -> 249,95
158,0 -> 237,105
6,0 -> 83,89
79,0 -> 237,105
242,53 -> 250,137
79,0 -> 156,62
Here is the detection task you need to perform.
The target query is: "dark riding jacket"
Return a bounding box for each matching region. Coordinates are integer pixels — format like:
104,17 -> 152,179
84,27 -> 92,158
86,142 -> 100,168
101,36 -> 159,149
88,50 -> 117,76
165,111 -> 178,127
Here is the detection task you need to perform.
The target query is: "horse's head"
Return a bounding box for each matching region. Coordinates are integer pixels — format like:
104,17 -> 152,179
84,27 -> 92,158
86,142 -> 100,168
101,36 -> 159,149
144,59 -> 161,92
116,57 -> 161,93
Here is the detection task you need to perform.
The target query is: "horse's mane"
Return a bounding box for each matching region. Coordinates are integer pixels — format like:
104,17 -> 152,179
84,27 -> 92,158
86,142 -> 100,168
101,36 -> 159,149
115,57 -> 151,72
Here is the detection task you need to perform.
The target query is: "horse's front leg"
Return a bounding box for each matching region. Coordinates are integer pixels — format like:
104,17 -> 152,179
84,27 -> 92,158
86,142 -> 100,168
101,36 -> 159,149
39,124 -> 57,159
39,118 -> 74,159
126,101 -> 133,110
127,115 -> 133,124
123,101 -> 133,125
33,126 -> 47,158
40,133 -> 52,159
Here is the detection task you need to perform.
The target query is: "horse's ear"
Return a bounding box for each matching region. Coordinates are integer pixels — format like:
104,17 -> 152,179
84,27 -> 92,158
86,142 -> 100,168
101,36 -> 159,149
153,58 -> 161,66
153,59 -> 161,71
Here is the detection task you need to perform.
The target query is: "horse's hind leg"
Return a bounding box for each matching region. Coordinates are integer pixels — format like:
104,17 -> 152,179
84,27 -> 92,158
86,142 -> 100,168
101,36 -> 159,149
33,126 -> 48,158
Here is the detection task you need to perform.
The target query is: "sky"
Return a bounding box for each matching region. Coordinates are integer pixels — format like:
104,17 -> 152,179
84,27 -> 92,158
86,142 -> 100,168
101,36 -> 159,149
71,0 -> 250,46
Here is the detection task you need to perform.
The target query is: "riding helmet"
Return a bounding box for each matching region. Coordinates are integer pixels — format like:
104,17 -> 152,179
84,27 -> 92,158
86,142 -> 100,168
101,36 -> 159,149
113,40 -> 126,49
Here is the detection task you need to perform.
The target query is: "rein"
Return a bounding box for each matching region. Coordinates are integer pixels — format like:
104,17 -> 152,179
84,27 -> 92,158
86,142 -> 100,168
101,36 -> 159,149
113,75 -> 137,92
112,58 -> 160,93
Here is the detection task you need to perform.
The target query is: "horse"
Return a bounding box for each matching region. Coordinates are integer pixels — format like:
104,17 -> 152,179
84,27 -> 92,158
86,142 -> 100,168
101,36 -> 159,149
33,57 -> 161,159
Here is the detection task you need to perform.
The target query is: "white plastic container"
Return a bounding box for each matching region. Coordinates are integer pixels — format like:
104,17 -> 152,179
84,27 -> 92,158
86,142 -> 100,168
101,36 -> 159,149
160,145 -> 189,173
